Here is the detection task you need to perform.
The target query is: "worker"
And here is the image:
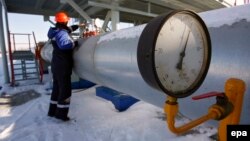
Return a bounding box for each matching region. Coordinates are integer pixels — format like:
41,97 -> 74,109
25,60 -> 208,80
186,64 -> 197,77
47,11 -> 84,121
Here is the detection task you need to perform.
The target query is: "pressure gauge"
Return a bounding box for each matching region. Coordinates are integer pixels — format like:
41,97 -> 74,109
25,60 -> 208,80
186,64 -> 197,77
137,10 -> 211,98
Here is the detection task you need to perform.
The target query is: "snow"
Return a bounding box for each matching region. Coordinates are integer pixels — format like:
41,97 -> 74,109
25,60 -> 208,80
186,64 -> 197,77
0,57 -> 217,140
97,4 -> 250,44
97,24 -> 146,44
199,4 -> 250,27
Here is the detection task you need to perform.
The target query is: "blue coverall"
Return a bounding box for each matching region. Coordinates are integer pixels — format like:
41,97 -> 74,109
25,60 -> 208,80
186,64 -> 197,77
47,24 -> 78,120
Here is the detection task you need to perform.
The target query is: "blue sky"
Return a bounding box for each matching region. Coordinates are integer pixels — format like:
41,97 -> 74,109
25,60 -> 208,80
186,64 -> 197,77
6,1 -> 247,44
8,13 -> 54,42
5,0 -> 247,43
7,13 -> 134,43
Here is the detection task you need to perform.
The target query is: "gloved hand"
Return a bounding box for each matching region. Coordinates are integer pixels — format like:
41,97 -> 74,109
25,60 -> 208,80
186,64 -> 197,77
78,23 -> 86,28
74,41 -> 79,47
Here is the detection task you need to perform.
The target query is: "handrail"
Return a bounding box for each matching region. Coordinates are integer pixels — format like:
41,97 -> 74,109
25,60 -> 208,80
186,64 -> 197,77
33,32 -> 43,83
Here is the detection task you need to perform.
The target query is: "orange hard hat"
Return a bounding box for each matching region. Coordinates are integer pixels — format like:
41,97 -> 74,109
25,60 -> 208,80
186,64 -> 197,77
55,12 -> 70,23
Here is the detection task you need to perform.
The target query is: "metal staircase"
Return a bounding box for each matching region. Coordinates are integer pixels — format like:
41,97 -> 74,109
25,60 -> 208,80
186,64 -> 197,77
8,32 -> 42,86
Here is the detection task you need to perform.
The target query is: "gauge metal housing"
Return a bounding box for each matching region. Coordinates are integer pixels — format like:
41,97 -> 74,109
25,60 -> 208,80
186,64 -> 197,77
137,10 -> 211,98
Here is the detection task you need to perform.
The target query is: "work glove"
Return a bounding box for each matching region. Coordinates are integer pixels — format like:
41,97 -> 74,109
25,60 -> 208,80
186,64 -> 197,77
78,23 -> 86,28
74,41 -> 79,47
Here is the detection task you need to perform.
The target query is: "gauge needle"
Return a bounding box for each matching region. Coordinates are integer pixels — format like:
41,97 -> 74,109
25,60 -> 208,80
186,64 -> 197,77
176,30 -> 190,70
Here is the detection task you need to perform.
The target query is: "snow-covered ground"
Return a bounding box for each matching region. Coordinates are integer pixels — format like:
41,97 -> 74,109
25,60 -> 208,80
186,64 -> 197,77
0,56 -> 216,141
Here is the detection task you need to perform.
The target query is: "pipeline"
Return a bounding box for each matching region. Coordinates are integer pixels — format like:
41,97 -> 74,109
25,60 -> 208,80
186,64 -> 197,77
41,4 -> 250,126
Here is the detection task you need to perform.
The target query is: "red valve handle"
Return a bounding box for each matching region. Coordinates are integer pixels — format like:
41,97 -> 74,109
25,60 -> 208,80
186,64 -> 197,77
192,91 -> 225,100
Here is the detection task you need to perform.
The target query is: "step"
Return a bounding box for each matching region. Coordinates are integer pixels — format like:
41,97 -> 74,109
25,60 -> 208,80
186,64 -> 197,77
12,50 -> 35,60
15,77 -> 39,81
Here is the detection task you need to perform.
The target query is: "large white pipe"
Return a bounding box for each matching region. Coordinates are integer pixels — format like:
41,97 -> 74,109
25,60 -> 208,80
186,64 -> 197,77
73,24 -> 167,107
41,5 -> 250,125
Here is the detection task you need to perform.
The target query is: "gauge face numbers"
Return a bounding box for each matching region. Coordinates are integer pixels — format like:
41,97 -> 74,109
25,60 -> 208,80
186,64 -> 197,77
154,13 -> 209,96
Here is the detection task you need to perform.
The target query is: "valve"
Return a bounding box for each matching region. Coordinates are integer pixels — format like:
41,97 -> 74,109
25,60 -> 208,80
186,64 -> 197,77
192,91 -> 224,100
163,78 -> 245,141
192,91 -> 234,120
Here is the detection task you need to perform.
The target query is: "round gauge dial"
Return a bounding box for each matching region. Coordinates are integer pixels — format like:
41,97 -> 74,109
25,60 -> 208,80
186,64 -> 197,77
138,10 -> 211,98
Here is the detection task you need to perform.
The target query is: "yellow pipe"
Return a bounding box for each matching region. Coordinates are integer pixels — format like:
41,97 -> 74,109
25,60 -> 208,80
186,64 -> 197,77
164,78 -> 246,139
164,96 -> 224,134
218,78 -> 246,141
